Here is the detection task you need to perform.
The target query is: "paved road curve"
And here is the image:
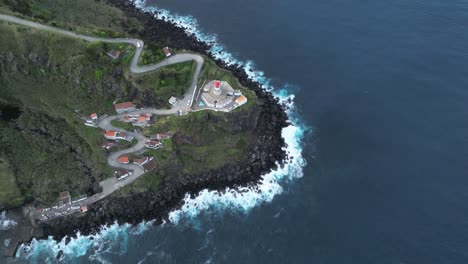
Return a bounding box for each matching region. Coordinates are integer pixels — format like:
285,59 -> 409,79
0,14 -> 205,219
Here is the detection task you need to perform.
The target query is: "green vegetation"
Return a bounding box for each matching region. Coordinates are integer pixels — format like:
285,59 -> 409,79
138,43 -> 167,65
111,119 -> 134,131
0,110 -> 105,204
0,0 -> 143,37
0,21 -> 139,205
118,111 -> 253,195
130,61 -> 196,108
114,138 -> 138,152
0,157 -> 24,208
0,0 -> 260,205
145,112 -> 251,174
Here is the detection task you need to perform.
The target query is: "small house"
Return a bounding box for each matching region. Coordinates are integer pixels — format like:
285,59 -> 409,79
235,95 -> 248,107
59,191 -> 71,205
168,96 -> 178,106
133,113 -> 152,127
133,156 -> 153,167
115,169 -> 132,180
105,130 -> 131,141
114,102 -> 136,114
106,50 -> 121,59
162,47 -> 172,57
145,140 -> 162,149
143,160 -> 156,172
117,155 -> 130,164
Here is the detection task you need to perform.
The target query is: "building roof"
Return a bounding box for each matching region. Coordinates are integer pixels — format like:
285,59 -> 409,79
138,115 -> 147,122
235,95 -> 248,104
117,155 -> 129,164
162,47 -> 171,55
169,96 -> 178,105
134,156 -> 152,166
115,169 -> 130,177
145,140 -> 161,147
114,102 -> 136,110
107,50 -> 121,58
143,160 -> 156,172
59,191 -> 70,199
214,80 -> 221,88
105,130 -> 117,137
90,113 -> 98,119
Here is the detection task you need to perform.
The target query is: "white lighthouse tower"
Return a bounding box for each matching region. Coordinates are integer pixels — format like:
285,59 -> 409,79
213,80 -> 222,95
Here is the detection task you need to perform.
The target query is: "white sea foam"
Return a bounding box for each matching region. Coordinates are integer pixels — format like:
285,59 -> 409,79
0,211 -> 17,231
17,1 -> 307,261
16,221 -> 154,262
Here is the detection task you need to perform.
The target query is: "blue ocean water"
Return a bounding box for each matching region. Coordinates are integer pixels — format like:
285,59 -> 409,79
7,0 -> 468,263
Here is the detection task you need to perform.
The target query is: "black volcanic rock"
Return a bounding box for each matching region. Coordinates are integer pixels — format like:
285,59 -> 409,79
40,0 -> 290,240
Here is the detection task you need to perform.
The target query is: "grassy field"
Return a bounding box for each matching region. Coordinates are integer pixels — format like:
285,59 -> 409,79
0,157 -> 24,208
130,61 -> 196,108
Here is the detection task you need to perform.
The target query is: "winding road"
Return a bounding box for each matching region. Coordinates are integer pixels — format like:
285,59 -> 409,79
0,14 -> 205,217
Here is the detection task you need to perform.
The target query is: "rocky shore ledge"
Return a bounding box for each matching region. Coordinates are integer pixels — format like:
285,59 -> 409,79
36,0 -> 290,242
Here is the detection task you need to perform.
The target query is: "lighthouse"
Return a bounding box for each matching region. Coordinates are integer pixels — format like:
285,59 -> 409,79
213,80 -> 222,95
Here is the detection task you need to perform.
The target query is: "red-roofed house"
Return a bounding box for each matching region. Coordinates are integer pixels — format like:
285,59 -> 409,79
90,113 -> 98,120
114,102 -> 136,114
105,130 -> 117,139
105,130 -> 129,141
235,95 -> 248,107
133,113 -> 152,127
117,155 -> 129,164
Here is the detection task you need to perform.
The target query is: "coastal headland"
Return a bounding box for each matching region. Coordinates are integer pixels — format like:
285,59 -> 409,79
0,0 -> 289,257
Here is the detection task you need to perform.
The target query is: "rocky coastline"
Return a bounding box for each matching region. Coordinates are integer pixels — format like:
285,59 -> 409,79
24,0 -> 290,246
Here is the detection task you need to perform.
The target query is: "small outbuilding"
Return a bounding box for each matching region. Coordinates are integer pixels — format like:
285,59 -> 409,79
162,47 -> 172,57
169,96 -> 178,106
106,50 -> 121,59
59,191 -> 71,205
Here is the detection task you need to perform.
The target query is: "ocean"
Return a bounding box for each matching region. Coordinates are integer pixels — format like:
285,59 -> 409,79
4,0 -> 468,263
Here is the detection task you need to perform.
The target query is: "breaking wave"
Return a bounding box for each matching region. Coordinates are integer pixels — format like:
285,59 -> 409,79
16,1 -> 308,261
0,211 -> 17,231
